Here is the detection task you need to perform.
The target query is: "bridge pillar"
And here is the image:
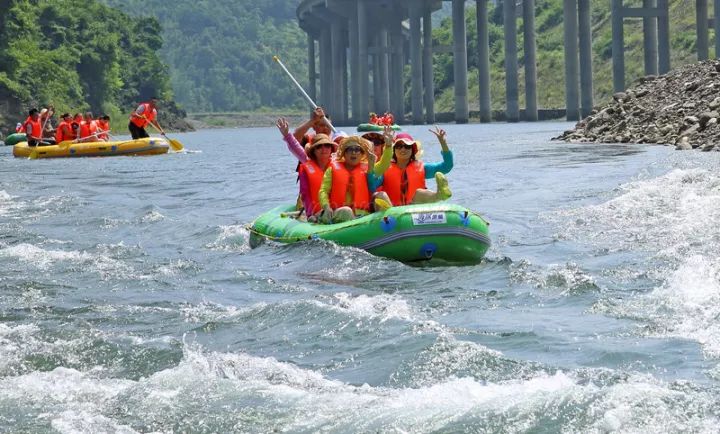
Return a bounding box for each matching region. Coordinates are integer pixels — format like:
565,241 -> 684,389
318,28 -> 333,112
390,16 -> 405,123
697,0 -> 709,60
643,0 -> 658,74
307,34 -> 317,103
503,0 -> 518,122
410,2 -> 424,124
378,29 -> 391,114
564,0 -> 580,120
423,6 -> 435,124
452,0 -> 469,124
578,0 -> 593,117
349,13 -> 360,124
613,0 -> 670,91
331,22 -> 347,123
476,0 -> 491,122
357,0 -> 370,123
523,0 -> 538,121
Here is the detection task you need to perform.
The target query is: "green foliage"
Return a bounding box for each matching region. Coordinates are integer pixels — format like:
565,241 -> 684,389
0,0 -> 171,122
101,0 -> 308,112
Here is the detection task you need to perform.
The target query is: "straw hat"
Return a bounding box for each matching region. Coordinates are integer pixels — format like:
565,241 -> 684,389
335,135 -> 372,162
304,133 -> 337,158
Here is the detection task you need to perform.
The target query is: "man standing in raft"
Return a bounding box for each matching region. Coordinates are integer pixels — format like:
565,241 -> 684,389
128,97 -> 164,139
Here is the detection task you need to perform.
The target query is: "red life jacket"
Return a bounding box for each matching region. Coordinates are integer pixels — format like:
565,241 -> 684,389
382,160 -> 426,206
298,159 -> 326,214
55,120 -> 75,143
23,116 -> 42,140
79,120 -> 98,139
129,102 -> 156,128
96,120 -> 109,140
328,161 -> 370,212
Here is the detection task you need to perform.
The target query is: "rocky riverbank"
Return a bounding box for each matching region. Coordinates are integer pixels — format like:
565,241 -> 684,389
555,60 -> 720,151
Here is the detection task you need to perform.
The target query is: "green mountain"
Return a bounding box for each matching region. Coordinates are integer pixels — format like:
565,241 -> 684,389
101,0 -> 309,113
0,0 -> 176,130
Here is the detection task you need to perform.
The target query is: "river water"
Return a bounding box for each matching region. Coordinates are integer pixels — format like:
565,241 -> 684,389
1,122 -> 720,432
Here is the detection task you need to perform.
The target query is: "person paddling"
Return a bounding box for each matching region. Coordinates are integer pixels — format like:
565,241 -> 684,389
128,96 -> 164,139
54,113 -> 75,143
23,109 -> 46,147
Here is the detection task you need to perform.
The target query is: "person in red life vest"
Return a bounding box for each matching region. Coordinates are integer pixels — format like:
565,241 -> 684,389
318,135 -> 383,223
96,114 -> 110,141
70,113 -> 83,140
128,96 -> 163,139
78,111 -> 99,142
372,127 -> 453,207
277,118 -> 338,221
54,113 -> 75,143
23,108 -> 45,147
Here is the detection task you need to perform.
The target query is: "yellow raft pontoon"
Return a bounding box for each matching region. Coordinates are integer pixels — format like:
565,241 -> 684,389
13,137 -> 170,159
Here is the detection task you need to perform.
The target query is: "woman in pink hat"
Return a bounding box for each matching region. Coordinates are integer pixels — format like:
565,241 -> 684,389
372,126 -> 453,207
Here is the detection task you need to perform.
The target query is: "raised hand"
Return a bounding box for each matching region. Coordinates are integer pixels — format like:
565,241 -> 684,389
383,125 -> 395,148
276,117 -> 290,137
429,126 -> 447,144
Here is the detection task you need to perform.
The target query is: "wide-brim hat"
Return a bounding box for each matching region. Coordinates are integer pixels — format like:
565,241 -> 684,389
393,132 -> 421,158
360,131 -> 384,145
336,136 -> 372,163
305,133 -> 338,158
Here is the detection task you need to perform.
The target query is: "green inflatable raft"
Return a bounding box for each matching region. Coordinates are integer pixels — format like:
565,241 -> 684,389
3,133 -> 26,147
356,123 -> 401,132
249,203 -> 490,265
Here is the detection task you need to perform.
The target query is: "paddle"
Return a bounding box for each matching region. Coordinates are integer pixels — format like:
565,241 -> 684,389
273,55 -> 336,134
142,116 -> 183,151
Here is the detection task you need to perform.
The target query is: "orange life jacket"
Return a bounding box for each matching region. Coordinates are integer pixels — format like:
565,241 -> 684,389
328,161 -> 370,211
96,120 -> 109,140
55,120 -> 75,143
382,160 -> 426,206
23,116 -> 42,140
298,159 -> 326,214
79,120 -> 98,139
129,102 -> 156,128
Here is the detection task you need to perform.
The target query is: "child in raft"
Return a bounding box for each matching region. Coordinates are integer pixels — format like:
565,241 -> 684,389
277,117 -> 337,221
372,126 -> 453,206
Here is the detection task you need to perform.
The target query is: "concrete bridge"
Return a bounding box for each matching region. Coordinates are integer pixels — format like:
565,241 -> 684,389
297,0 -> 720,125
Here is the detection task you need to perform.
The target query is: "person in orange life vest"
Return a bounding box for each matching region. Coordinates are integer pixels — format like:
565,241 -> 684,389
293,107 -> 332,143
318,135 -> 384,223
373,126 -> 453,207
277,118 -> 337,221
70,113 -> 83,140
128,97 -> 163,139
96,114 -> 110,141
23,108 -> 46,147
15,122 -> 23,133
54,113 -> 75,143
78,111 -> 99,142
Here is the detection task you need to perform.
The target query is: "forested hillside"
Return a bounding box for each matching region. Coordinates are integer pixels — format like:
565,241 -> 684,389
102,0 -> 309,113
0,0 -> 181,131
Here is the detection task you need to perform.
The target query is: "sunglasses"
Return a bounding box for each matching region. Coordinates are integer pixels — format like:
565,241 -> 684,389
394,143 -> 414,150
345,146 -> 364,154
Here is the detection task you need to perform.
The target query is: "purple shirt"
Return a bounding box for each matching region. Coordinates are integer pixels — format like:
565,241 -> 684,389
283,133 -> 313,214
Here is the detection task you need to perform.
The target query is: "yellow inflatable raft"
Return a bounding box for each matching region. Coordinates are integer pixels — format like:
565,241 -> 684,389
13,137 -> 170,159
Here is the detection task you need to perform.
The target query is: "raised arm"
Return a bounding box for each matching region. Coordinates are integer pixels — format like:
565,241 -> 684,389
277,117 -> 307,162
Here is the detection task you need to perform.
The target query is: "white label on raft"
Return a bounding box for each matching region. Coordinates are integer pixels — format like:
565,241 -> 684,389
411,212 -> 447,225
